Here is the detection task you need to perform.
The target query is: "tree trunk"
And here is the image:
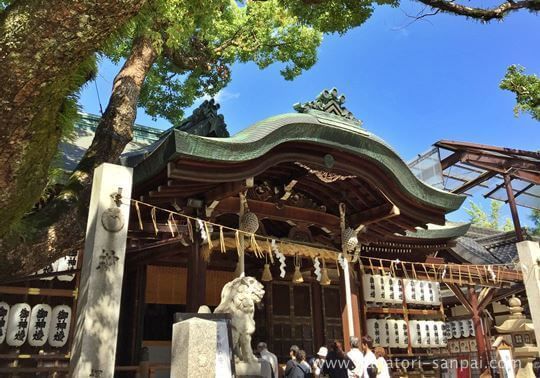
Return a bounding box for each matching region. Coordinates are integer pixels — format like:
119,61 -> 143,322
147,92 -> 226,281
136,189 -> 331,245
0,0 -> 147,237
0,36 -> 157,279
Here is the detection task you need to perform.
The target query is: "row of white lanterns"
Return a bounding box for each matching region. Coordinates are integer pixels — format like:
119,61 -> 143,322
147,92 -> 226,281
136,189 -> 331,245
447,319 -> 476,339
367,318 -> 409,348
0,302 -> 71,348
362,274 -> 441,306
367,319 -> 448,349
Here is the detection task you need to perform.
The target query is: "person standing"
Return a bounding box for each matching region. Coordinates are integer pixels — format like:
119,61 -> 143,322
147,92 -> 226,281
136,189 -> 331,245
374,347 -> 390,378
347,337 -> 364,378
322,340 -> 355,378
298,350 -> 312,376
257,342 -> 279,378
312,346 -> 328,378
285,345 -> 305,378
361,336 -> 377,378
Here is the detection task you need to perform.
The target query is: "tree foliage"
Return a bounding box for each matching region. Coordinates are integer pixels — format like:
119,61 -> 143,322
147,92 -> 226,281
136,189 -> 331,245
500,65 -> 540,122
530,209 -> 540,236
465,200 -> 514,231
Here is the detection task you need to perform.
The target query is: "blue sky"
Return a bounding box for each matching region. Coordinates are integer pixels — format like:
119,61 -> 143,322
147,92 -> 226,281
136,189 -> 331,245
79,1 -> 539,227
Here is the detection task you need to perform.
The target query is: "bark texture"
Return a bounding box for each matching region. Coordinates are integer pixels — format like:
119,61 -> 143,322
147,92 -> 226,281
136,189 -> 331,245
417,0 -> 540,20
0,0 -> 147,237
0,36 -> 157,279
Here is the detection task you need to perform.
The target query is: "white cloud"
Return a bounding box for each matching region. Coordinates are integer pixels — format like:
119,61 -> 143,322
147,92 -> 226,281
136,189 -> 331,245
202,88 -> 240,103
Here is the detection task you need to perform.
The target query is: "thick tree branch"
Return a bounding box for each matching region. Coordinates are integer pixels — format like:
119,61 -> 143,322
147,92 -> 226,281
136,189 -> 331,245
416,0 -> 540,21
0,36 -> 157,279
0,0 -> 147,237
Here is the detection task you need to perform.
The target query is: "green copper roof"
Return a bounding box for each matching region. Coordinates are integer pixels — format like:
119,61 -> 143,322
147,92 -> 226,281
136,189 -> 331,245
404,222 -> 471,239
134,109 -> 465,213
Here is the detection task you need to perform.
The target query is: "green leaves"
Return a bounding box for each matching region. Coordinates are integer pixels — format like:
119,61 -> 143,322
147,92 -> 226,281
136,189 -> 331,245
500,65 -> 540,122
465,199 -> 513,231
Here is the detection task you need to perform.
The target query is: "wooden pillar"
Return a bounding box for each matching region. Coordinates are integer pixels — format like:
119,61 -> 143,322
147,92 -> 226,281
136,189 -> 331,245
357,267 -> 367,337
186,237 -> 207,312
339,262 -> 361,350
504,175 -> 524,241
311,280 -> 325,350
468,287 -> 488,370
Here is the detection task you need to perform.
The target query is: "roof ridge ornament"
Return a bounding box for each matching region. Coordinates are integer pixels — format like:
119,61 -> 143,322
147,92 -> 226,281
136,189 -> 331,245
175,99 -> 229,137
293,88 -> 362,126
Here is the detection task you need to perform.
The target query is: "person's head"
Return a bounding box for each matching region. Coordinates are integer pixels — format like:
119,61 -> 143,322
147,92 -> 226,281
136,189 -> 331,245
317,346 -> 328,360
350,336 -> 360,349
361,335 -> 373,353
297,350 -> 307,363
290,345 -> 300,359
366,364 -> 378,378
330,340 -> 345,359
257,342 -> 267,354
374,347 -> 386,359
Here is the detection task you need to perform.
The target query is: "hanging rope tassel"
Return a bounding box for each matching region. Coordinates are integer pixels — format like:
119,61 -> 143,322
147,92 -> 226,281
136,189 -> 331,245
235,230 -> 242,256
167,213 -> 176,237
250,233 -> 263,258
220,226 -> 226,253
135,201 -> 144,230
150,206 -> 158,236
186,218 -> 194,242
266,240 -> 274,264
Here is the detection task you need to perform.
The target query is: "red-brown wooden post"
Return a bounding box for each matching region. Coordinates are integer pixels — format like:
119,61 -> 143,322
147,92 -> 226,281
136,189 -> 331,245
339,262 -> 361,350
468,287 -> 488,369
186,237 -> 207,312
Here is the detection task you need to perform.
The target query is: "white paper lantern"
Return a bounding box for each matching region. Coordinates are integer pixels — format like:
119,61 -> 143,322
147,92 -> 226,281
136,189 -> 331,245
375,275 -> 385,303
432,282 -> 441,305
387,319 -> 399,348
427,321 -> 438,347
444,322 -> 453,340
0,302 -> 10,344
367,319 -> 381,346
420,321 -> 431,347
394,279 -> 403,303
28,304 -> 52,347
437,321 -> 448,347
48,305 -> 71,348
416,281 -> 427,304
460,320 -> 470,338
404,279 -> 417,304
381,319 -> 390,347
396,319 -> 409,348
363,274 -> 377,303
468,319 -> 475,336
56,255 -> 77,281
6,303 -> 31,346
409,320 -> 421,348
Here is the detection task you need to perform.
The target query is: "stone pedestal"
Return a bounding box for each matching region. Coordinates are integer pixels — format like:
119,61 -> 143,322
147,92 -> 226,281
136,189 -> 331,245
171,318 -> 218,378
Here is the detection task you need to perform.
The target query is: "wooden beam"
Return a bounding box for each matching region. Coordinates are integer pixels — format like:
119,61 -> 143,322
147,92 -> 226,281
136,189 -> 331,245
0,286 -> 76,297
478,287 -> 496,311
349,203 -> 400,227
214,197 -> 340,230
445,283 -> 474,314
204,180 -> 247,203
452,171 -> 496,194
440,151 -> 464,170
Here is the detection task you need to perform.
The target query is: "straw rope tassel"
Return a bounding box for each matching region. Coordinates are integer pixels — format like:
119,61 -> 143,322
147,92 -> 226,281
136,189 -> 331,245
167,213 -> 176,237
235,230 -> 241,256
135,201 -> 143,230
186,218 -> 194,242
150,206 -> 158,236
220,227 -> 226,253
204,221 -> 214,250
266,240 -> 274,264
